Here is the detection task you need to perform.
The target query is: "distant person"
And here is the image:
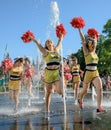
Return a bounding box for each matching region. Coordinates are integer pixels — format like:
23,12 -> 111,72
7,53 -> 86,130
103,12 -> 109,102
71,56 -> 81,104
60,58 -> 72,98
8,57 -> 23,113
23,57 -> 34,106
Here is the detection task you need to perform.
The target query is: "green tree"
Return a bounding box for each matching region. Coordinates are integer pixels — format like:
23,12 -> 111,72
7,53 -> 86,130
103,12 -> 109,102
100,19 -> 111,75
102,19 -> 111,38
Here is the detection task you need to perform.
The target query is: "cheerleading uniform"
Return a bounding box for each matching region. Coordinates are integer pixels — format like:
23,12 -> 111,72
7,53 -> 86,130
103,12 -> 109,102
24,65 -> 34,79
8,66 -> 23,90
43,51 -> 61,83
83,52 -> 99,83
71,64 -> 81,83
64,65 -> 72,82
23,65 -> 34,85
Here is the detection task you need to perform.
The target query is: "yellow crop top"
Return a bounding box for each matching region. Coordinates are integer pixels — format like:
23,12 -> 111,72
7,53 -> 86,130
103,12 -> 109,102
9,66 -> 23,80
43,51 -> 61,64
71,64 -> 80,73
85,52 -> 98,65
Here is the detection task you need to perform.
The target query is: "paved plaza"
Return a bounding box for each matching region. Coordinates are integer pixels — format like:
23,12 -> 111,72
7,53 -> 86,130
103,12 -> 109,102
0,91 -> 111,130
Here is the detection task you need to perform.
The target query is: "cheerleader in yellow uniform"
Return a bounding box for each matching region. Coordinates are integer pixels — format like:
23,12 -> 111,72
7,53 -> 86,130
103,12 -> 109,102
8,57 -> 23,113
77,28 -> 106,113
29,34 -> 64,119
71,56 -> 81,104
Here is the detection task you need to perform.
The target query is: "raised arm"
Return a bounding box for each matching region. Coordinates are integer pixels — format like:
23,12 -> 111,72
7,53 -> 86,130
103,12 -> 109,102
78,28 -> 85,42
55,34 -> 63,52
93,35 -> 97,51
31,37 -> 47,56
78,28 -> 88,55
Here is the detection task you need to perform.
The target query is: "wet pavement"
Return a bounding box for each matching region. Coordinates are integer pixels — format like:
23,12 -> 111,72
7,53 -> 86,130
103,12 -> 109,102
0,91 -> 111,130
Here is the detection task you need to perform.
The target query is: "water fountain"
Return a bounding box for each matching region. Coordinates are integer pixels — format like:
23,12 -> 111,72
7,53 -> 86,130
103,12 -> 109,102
92,85 -> 97,101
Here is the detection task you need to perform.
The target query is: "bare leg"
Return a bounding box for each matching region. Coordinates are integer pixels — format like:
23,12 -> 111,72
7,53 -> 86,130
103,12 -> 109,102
78,83 -> 89,109
9,89 -> 14,100
74,82 -> 80,100
14,90 -> 20,111
44,84 -> 53,119
79,82 -> 89,102
45,83 -> 53,112
72,82 -> 76,99
27,79 -> 33,106
92,77 -> 103,108
54,79 -> 64,95
45,91 -> 52,112
27,79 -> 33,96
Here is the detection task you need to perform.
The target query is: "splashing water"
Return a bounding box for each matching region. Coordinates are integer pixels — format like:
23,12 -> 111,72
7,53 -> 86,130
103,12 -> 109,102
46,1 -> 60,38
46,1 -> 67,115
50,1 -> 60,28
50,1 -> 66,115
92,85 -> 97,101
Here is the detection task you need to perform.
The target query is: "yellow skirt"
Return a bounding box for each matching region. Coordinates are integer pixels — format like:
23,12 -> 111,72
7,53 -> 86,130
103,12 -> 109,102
83,69 -> 99,84
8,80 -> 21,90
73,75 -> 81,83
43,68 -> 60,84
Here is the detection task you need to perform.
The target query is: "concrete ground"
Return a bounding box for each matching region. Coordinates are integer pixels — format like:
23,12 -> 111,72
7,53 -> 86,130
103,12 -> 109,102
0,91 -> 111,130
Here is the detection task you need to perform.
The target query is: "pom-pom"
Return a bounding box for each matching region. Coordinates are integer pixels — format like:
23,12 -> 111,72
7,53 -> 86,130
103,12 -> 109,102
64,73 -> 72,81
1,58 -> 13,73
64,66 -> 70,73
87,28 -> 99,40
56,24 -> 66,38
21,30 -> 35,43
24,65 -> 34,78
70,17 -> 85,28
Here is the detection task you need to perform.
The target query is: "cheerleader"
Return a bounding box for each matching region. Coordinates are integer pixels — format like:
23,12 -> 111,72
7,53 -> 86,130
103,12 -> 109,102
71,56 -> 81,104
60,58 -> 72,98
77,28 -> 106,113
23,57 -> 34,106
8,57 -> 23,112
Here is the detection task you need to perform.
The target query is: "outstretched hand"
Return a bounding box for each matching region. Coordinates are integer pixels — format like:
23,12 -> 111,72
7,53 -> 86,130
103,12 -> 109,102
93,35 -> 97,41
28,34 -> 34,40
21,30 -> 35,43
59,33 -> 63,39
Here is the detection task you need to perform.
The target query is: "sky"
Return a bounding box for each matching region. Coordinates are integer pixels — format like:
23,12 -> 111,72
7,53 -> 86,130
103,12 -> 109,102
0,0 -> 111,64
